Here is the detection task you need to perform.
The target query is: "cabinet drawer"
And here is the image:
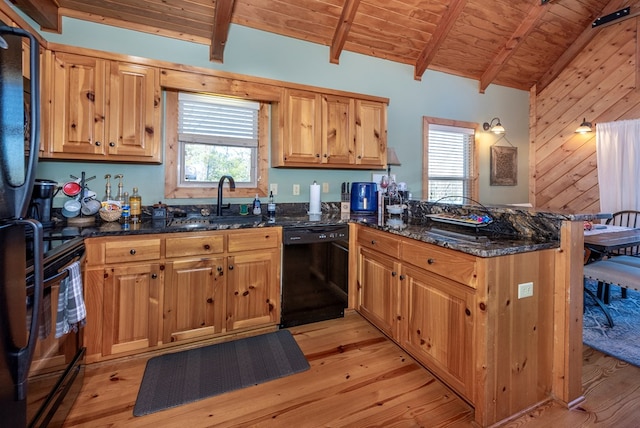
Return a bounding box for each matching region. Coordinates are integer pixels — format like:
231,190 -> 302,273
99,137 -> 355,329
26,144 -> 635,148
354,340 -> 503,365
105,238 -> 161,264
227,229 -> 279,252
358,227 -> 400,258
165,234 -> 224,258
401,241 -> 477,288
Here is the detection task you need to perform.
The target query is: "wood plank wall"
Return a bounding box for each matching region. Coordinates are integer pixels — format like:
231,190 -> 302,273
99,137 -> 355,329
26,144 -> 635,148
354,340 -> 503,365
530,11 -> 640,213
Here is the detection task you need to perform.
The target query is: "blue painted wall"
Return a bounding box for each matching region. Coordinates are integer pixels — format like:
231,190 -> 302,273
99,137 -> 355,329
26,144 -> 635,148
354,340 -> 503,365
33,17 -> 530,207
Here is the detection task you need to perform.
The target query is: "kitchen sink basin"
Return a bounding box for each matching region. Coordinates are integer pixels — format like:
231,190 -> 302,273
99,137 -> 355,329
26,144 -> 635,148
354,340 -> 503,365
168,215 -> 259,228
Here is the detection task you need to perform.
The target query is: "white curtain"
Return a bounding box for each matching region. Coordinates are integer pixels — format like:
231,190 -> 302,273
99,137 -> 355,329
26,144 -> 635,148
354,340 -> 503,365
596,119 -> 640,213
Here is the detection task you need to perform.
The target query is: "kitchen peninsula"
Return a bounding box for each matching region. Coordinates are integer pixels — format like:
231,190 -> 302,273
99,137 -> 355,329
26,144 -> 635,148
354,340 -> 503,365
65,201 -> 596,427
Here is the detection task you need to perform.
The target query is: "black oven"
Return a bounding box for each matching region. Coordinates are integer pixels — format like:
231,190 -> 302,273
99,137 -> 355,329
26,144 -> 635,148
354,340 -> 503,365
280,225 -> 349,328
24,237 -> 86,427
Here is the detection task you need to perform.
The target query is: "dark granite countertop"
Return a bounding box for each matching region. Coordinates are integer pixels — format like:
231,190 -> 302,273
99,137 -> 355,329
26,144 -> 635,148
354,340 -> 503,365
46,203 -> 565,258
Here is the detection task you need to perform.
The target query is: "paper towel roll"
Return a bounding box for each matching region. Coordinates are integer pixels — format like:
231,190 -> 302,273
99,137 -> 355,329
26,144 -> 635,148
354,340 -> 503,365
309,182 -> 321,214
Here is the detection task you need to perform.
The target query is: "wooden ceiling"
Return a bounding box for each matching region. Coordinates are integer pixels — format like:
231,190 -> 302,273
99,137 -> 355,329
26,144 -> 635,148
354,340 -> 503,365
10,0 -> 628,92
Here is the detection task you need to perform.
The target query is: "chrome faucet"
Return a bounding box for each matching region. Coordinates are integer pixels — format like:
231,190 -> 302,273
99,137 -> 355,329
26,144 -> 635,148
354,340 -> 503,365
216,175 -> 236,216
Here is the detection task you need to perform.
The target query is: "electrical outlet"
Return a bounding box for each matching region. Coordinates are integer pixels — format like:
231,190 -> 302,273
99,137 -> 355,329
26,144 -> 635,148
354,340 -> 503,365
322,182 -> 329,193
293,184 -> 300,196
518,282 -> 534,299
270,183 -> 278,195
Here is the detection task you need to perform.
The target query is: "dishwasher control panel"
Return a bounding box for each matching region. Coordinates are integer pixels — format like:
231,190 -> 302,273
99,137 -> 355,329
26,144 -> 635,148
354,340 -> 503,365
283,225 -> 349,245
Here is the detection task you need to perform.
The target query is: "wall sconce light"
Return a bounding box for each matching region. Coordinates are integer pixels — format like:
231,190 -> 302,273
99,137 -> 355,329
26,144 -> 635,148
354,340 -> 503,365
483,117 -> 505,134
575,118 -> 593,134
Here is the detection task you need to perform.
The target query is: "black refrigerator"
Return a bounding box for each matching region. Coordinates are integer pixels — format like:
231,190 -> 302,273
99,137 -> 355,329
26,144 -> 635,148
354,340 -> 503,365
0,23 -> 43,427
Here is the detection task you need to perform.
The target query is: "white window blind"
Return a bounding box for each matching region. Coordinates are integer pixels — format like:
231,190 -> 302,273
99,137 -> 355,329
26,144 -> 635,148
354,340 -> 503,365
178,93 -> 259,146
177,93 -> 260,186
427,124 -> 475,202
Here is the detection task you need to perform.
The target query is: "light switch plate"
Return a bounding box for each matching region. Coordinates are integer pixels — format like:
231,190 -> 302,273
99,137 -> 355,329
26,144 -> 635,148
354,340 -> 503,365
270,183 -> 278,195
293,184 -> 300,196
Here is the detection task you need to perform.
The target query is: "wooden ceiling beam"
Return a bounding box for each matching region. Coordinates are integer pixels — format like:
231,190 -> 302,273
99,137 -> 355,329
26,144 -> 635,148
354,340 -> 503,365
210,0 -> 236,63
478,1 -> 550,93
10,0 -> 60,32
536,0 -> 632,94
330,0 -> 361,64
414,0 -> 467,81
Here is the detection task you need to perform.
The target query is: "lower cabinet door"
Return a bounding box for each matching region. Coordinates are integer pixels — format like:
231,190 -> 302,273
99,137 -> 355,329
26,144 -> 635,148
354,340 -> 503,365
226,249 -> 280,331
358,247 -> 400,339
163,258 -> 225,343
102,263 -> 162,356
400,265 -> 475,401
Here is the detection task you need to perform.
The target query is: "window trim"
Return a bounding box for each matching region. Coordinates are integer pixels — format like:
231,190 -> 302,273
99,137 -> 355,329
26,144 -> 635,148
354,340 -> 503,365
164,90 -> 269,199
422,116 -> 479,201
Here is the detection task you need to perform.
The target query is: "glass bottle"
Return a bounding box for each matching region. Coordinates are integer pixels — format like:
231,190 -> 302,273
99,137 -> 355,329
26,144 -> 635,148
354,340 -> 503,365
130,187 -> 142,222
267,191 -> 276,223
120,191 -> 130,224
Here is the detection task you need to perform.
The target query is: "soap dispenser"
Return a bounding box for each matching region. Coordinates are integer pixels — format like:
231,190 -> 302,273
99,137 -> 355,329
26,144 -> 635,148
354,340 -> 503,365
253,194 -> 262,215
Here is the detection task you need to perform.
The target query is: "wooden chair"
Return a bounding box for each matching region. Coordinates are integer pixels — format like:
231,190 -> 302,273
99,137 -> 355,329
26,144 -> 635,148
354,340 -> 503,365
602,210 -> 640,300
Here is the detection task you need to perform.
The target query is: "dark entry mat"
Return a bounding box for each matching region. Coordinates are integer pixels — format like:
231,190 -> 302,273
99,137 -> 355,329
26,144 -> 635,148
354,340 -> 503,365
133,330 -> 309,416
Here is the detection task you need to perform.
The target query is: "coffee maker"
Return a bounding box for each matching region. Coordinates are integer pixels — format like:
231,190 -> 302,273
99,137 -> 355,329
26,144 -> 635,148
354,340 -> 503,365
29,179 -> 59,228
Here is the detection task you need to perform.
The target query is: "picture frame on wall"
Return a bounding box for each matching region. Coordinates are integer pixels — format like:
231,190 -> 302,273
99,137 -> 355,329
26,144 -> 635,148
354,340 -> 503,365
490,145 -> 517,186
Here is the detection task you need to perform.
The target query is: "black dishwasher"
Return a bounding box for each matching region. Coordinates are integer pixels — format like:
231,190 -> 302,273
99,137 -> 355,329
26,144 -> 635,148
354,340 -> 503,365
280,224 -> 349,328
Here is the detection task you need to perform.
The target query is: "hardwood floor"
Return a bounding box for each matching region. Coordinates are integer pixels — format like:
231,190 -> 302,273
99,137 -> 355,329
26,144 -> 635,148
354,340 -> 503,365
63,312 -> 640,427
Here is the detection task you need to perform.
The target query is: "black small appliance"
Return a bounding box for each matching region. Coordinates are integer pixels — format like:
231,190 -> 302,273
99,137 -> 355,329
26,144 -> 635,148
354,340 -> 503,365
29,179 -> 59,228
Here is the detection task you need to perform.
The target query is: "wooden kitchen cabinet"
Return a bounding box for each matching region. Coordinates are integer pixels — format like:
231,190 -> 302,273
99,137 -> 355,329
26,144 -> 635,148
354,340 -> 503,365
226,229 -> 281,330
83,227 -> 282,362
357,247 -> 400,339
83,236 -> 163,361
43,50 -> 161,163
354,99 -> 387,167
355,224 -> 558,427
163,258 -> 225,343
400,264 -> 474,401
273,88 -> 387,168
163,233 -> 226,344
280,89 -> 322,165
321,94 -> 354,165
102,262 -> 163,357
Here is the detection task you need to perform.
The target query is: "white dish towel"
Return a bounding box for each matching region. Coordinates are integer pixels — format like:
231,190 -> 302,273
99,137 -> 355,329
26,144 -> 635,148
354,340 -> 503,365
55,260 -> 87,338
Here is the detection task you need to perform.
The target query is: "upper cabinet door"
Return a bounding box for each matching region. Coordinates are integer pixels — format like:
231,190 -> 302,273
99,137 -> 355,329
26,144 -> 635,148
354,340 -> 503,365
43,50 -> 161,163
282,89 -> 322,164
107,62 -> 160,159
50,51 -> 107,155
322,94 -> 354,165
354,100 -> 386,167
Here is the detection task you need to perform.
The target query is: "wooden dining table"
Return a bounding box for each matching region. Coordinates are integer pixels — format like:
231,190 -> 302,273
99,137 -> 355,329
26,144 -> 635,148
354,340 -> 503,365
583,226 -> 640,326
584,227 -> 640,255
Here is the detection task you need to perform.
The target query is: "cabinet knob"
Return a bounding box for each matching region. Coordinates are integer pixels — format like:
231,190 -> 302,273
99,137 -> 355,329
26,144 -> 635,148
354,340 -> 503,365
358,155 -> 362,159
109,142 -> 115,147
323,154 -> 328,158
427,258 -> 435,264
130,249 -> 136,255
391,271 -> 397,277
95,141 -> 101,146
315,153 -> 320,158
151,273 -> 157,279
217,266 -> 223,272
399,275 -> 405,280
204,244 -> 211,250
371,240 -> 376,245
228,265 -> 234,270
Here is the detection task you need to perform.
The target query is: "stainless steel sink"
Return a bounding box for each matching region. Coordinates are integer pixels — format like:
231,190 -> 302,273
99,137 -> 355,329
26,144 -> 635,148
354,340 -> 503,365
169,215 -> 259,228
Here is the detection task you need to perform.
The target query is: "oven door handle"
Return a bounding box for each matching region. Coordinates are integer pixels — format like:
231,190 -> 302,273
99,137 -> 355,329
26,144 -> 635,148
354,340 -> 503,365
3,219 -> 44,401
